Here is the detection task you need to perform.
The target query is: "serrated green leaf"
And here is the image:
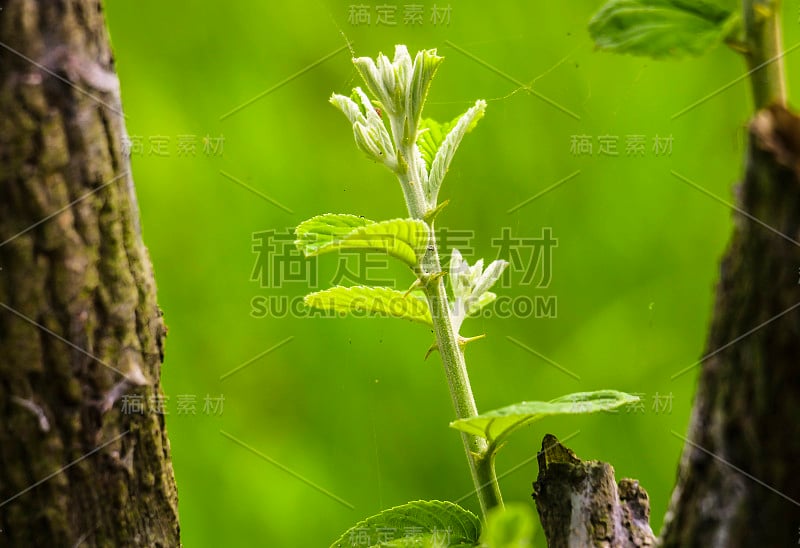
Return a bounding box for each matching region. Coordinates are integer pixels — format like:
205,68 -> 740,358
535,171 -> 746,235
588,0 -> 737,59
417,116 -> 458,169
305,286 -> 432,326
295,214 -> 430,268
481,504 -> 538,548
450,390 -> 639,446
330,500 -> 481,548
427,101 -> 486,205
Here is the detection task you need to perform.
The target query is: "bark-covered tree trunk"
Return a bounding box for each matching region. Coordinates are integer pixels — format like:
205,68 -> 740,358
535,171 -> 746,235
0,0 -> 180,545
659,106 -> 800,546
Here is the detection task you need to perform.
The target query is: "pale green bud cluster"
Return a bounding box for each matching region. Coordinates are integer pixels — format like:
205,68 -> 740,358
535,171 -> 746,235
449,248 -> 508,333
330,45 -> 486,214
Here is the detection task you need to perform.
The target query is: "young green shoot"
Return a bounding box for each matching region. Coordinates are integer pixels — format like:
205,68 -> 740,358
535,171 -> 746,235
294,45 -> 638,547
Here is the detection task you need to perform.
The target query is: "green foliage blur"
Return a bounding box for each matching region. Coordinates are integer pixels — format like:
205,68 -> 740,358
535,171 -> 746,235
104,1 -> 800,545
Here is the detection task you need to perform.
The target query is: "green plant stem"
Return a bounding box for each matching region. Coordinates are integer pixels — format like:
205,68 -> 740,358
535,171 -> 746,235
742,0 -> 786,110
397,146 -> 504,516
424,269 -> 504,515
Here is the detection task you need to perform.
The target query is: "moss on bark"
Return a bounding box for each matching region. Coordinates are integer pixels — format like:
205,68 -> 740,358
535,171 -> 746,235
0,0 -> 180,545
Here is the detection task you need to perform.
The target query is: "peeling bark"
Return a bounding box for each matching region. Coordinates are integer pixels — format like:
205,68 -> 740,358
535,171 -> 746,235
0,0 -> 180,545
659,106 -> 800,546
532,434 -> 656,547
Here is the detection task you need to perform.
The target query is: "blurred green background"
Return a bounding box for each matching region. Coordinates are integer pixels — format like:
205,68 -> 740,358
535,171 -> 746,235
104,1 -> 800,545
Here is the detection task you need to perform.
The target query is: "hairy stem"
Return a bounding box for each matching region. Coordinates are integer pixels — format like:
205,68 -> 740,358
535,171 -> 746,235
742,0 -> 786,110
425,268 -> 504,515
398,145 -> 504,516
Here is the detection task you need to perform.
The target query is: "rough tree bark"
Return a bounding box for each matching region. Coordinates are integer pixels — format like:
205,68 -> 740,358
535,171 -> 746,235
659,105 -> 800,546
0,0 -> 180,545
533,434 -> 656,547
